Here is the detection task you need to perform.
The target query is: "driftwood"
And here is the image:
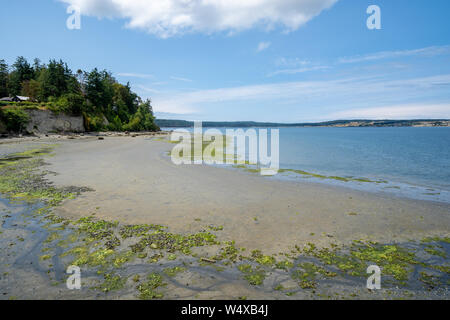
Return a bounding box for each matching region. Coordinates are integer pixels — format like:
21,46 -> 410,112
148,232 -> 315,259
200,257 -> 216,264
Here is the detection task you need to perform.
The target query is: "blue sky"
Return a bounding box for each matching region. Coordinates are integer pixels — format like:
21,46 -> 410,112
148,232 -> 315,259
1,0 -> 450,122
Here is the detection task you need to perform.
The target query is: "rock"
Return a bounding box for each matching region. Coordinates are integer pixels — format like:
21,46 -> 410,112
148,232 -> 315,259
101,115 -> 110,127
0,120 -> 7,134
24,109 -> 85,134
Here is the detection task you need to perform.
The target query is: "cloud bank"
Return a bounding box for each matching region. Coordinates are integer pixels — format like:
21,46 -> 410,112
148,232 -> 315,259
152,74 -> 450,119
338,45 -> 450,64
60,0 -> 338,37
328,104 -> 450,120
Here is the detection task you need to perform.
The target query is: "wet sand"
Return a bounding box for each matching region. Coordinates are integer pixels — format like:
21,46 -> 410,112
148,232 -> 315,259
43,136 -> 450,254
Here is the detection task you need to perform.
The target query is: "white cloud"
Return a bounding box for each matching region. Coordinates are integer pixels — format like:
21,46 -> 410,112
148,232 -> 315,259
257,41 -> 271,52
268,65 -> 329,76
60,0 -> 338,38
338,45 -> 450,64
327,104 -> 450,120
170,76 -> 193,82
275,57 -> 310,67
152,74 -> 450,118
135,85 -> 161,94
117,72 -> 154,79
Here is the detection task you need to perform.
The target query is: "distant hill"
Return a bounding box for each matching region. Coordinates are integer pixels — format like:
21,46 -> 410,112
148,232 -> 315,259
156,119 -> 450,128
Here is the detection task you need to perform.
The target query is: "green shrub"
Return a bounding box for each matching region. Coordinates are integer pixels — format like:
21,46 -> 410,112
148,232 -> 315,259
83,112 -> 106,132
123,104 -> 159,132
53,93 -> 84,115
0,107 -> 30,132
0,101 -> 17,107
106,115 -> 123,131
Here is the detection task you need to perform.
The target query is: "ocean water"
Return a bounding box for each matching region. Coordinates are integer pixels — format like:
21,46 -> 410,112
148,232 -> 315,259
163,127 -> 450,203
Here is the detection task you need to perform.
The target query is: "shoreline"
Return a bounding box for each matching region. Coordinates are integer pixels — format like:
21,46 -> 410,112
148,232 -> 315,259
43,135 -> 449,253
0,130 -> 171,145
164,126 -> 450,205
0,135 -> 449,300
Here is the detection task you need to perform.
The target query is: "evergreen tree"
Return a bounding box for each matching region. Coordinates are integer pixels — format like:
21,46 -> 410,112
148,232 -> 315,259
0,59 -> 8,97
1,56 -> 159,133
9,56 -> 34,96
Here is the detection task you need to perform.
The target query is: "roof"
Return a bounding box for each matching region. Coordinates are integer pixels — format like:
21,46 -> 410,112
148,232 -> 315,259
0,96 -> 30,102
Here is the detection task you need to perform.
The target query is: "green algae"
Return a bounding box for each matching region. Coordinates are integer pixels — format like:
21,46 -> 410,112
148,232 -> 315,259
132,274 -> 140,282
207,225 -> 224,231
163,266 -> 186,277
238,264 -> 266,286
76,217 -> 117,240
212,241 -> 241,263
277,168 -> 386,184
137,252 -> 148,259
424,245 -> 446,258
0,146 -> 82,206
419,272 -> 441,289
1,143 -> 449,299
291,262 -> 337,289
275,260 -> 294,271
137,273 -> 166,299
98,273 -> 127,293
148,253 -> 164,263
251,250 -> 276,266
112,250 -> 135,268
300,241 -> 419,283
63,246 -> 115,267
167,254 -> 177,261
40,254 -> 52,261
274,284 -> 284,291
119,224 -> 165,238
350,244 -> 417,281
428,264 -> 450,274
421,236 -> 450,244
129,229 -> 219,255
44,232 -> 61,243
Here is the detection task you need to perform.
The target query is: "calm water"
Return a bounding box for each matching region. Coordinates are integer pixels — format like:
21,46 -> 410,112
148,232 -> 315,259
163,127 -> 450,203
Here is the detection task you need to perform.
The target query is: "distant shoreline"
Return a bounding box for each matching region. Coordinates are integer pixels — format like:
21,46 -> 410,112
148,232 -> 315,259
156,119 -> 450,128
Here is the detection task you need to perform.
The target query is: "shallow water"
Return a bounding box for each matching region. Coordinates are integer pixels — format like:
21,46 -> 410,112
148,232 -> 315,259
0,142 -> 449,299
1,197 -> 448,300
164,127 -> 450,203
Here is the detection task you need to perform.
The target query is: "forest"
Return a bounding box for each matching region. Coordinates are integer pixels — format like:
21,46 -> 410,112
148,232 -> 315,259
0,57 -> 159,132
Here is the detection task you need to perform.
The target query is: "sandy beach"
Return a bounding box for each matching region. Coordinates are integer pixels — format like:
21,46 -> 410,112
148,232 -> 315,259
1,134 -> 449,300
44,135 -> 450,254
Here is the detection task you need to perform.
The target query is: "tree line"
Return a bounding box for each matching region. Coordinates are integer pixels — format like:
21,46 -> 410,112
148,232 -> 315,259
0,57 -> 159,132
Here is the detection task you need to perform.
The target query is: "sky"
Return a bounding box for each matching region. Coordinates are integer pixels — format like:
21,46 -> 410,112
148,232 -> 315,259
1,0 -> 450,122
